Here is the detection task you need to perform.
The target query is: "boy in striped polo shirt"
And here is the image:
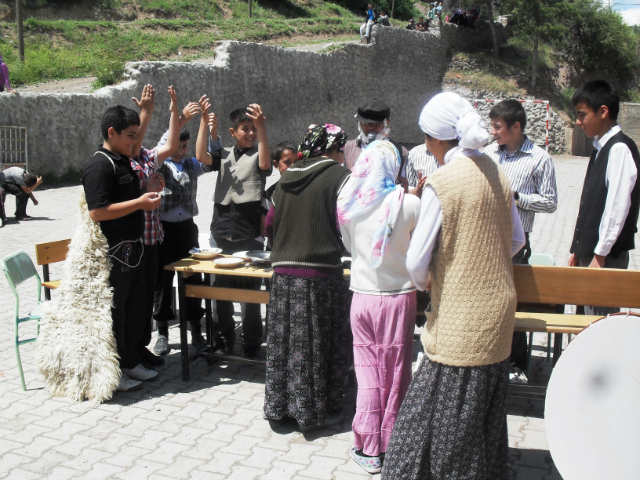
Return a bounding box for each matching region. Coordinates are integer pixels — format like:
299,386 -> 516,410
484,99 -> 558,382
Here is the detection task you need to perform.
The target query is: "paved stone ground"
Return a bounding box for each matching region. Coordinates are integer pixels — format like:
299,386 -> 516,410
1,154 -> 638,479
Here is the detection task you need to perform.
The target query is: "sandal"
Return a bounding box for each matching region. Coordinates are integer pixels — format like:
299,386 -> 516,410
349,447 -> 382,474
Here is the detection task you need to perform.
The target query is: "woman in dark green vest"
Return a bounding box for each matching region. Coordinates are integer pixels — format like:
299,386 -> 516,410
263,124 -> 352,431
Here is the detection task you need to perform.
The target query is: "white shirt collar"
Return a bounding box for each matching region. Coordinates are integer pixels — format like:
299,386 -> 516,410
593,125 -> 621,152
444,146 -> 482,165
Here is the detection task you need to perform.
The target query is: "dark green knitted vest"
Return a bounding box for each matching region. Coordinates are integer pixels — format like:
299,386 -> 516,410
271,157 -> 351,268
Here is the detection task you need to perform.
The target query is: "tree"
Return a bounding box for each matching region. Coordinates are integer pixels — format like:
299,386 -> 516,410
564,0 -> 639,82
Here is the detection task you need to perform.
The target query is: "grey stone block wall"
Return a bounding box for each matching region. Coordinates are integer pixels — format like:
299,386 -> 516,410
0,26 -> 448,176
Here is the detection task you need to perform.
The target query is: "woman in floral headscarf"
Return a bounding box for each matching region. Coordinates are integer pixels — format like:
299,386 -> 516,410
337,140 -> 421,474
263,124 -> 351,431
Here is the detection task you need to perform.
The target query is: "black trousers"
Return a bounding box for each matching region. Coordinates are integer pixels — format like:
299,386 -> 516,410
154,218 -> 204,325
511,232 -> 530,371
212,236 -> 263,349
1,182 -> 29,218
109,241 -> 147,369
0,186 -> 6,221
139,242 -> 159,349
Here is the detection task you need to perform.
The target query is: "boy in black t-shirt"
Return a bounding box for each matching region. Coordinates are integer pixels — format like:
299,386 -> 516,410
83,105 -> 163,392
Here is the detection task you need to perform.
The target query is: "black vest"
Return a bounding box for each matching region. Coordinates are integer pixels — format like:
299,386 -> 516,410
570,131 -> 640,258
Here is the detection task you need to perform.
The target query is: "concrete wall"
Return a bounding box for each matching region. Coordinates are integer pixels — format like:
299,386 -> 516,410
618,102 -> 640,148
0,26 -> 448,176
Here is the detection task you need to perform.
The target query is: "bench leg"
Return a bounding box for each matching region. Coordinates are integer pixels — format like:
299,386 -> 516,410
526,332 -> 533,379
178,272 -> 190,382
552,333 -> 563,366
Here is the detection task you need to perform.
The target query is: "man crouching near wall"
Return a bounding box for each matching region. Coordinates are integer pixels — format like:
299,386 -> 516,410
82,106 -> 163,392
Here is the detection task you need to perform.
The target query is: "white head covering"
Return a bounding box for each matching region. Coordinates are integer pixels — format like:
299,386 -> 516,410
418,92 -> 491,150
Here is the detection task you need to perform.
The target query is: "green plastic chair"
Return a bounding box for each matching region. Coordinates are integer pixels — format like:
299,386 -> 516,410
527,253 -> 557,376
2,251 -> 47,391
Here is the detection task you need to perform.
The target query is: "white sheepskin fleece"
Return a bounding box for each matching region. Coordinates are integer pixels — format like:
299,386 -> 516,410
37,192 -> 120,402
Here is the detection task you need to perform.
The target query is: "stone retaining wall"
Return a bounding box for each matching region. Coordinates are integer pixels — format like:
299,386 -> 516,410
0,26 -> 448,176
445,86 -> 568,153
439,20 -> 510,52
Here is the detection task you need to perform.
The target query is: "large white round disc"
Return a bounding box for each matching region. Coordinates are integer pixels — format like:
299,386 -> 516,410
545,315 -> 640,480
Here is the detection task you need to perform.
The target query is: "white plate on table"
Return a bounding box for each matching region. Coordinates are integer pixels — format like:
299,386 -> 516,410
189,247 -> 222,260
232,251 -> 252,261
212,257 -> 245,268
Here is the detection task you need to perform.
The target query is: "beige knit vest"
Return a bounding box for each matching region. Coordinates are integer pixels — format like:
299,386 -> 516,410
422,154 -> 517,367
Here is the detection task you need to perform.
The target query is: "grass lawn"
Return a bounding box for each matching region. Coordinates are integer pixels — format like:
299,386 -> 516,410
0,0 -> 367,87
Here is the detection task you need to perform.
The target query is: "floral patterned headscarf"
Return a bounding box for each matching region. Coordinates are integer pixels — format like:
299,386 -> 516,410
297,124 -> 347,160
337,140 -> 404,269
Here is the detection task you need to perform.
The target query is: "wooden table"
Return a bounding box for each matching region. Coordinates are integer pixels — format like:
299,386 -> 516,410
165,256 -> 351,381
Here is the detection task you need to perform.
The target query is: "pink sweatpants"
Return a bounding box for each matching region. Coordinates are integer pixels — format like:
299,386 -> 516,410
350,291 -> 417,457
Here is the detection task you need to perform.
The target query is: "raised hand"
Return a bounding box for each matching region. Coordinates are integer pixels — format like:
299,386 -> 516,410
132,84 -> 155,113
199,95 -> 211,114
208,112 -> 219,138
168,85 -> 178,113
181,101 -> 200,125
246,103 -> 266,130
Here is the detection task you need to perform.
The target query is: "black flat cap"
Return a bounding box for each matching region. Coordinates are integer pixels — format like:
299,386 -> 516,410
354,97 -> 391,123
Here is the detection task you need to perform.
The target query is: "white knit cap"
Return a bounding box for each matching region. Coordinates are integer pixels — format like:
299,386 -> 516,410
418,92 -> 491,150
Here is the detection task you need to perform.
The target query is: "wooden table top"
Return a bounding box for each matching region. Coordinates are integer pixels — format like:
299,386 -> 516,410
165,255 -> 350,279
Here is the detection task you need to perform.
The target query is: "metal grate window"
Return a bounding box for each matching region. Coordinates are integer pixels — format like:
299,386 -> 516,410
0,126 -> 28,171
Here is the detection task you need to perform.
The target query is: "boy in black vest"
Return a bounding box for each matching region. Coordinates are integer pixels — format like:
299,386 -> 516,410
569,80 -> 640,316
82,106 -> 163,392
195,103 -> 272,358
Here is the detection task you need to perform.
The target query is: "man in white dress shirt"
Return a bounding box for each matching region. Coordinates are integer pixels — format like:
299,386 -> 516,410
484,100 -> 558,380
569,80 -> 640,316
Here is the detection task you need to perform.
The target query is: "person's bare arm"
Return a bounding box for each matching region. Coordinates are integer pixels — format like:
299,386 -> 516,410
88,192 -> 162,222
132,84 -> 155,155
156,86 -> 180,164
195,96 -> 214,166
29,192 -> 38,205
247,103 -> 271,171
21,176 -> 43,195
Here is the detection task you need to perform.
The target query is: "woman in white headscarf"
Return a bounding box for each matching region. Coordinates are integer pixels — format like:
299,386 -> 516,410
337,140 -> 421,475
382,93 -> 526,479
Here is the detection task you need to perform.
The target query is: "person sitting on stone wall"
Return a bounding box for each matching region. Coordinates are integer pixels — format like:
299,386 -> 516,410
0,55 -> 18,95
377,9 -> 390,26
416,16 -> 428,31
406,18 -> 416,30
343,98 -> 409,185
360,2 -> 378,43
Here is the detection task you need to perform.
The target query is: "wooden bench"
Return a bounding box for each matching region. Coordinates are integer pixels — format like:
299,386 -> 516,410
34,239 -> 71,301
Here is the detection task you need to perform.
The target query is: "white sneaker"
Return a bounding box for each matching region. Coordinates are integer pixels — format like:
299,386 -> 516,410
509,365 -> 529,385
122,364 -> 158,381
117,374 -> 142,392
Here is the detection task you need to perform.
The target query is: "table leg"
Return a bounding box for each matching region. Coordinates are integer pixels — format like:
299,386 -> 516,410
177,272 -> 190,382
552,333 -> 563,366
204,273 -> 213,348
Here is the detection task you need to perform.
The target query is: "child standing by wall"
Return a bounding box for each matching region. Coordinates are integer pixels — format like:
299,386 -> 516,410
195,103 -> 272,358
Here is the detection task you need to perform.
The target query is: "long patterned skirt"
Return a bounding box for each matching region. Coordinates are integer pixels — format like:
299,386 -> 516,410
263,272 -> 350,427
382,356 -> 510,480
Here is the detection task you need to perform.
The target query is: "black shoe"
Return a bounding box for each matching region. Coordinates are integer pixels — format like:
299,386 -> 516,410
214,339 -> 234,355
139,347 -> 165,367
0,219 -> 5,228
191,331 -> 208,351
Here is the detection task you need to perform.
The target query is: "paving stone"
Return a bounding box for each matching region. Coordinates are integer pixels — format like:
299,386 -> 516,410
518,429 -> 550,450
52,434 -> 101,456
0,451 -> 31,477
188,472 -> 225,480
220,434 -> 263,456
226,466 -> 266,480
11,435 -> 65,459
90,432 -> 136,454
60,448 -> 112,472
257,460 -> 306,480
3,468 -> 44,480
154,455 -> 207,479
46,466 -> 85,479
297,455 -> 346,479
103,446 -> 153,468
181,439 -> 228,461
141,441 -> 191,465
199,452 -> 246,475
74,463 -> 126,480
114,459 -> 165,480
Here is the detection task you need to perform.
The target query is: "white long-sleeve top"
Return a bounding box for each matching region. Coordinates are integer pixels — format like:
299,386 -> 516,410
406,147 -> 527,291
340,194 -> 421,295
591,125 -> 638,257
